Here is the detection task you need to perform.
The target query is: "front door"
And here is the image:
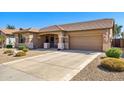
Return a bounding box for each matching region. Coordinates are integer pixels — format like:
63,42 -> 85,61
50,36 -> 54,48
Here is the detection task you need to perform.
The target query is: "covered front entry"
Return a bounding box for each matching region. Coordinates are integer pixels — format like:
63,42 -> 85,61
36,32 -> 69,50
38,34 -> 59,49
43,34 -> 59,48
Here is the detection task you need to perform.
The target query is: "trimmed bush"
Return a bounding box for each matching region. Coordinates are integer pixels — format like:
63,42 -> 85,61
101,58 -> 124,72
18,44 -> 27,50
22,48 -> 28,52
105,48 -> 122,58
3,49 -> 13,54
6,44 -> 13,48
15,51 -> 26,57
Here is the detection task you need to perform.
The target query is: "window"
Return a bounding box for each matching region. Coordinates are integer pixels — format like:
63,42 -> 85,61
18,34 -> 25,43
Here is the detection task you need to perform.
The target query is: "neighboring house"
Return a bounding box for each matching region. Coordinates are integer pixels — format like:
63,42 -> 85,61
13,19 -> 114,51
0,29 -> 17,47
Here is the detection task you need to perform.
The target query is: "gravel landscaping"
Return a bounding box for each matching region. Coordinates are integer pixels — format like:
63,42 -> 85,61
71,56 -> 124,81
0,49 -> 50,64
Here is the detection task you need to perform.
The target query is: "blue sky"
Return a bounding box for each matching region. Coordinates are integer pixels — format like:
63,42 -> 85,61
0,12 -> 124,29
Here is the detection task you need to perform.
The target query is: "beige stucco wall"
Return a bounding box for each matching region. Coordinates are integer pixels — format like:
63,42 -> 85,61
31,29 -> 113,51
102,28 -> 113,51
15,33 -> 34,49
14,28 -> 113,51
15,34 -> 18,47
33,34 -> 45,48
66,29 -> 113,51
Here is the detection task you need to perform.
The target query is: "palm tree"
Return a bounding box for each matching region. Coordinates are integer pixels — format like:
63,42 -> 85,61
0,35 -> 5,48
6,25 -> 15,29
114,24 -> 123,38
121,31 -> 124,38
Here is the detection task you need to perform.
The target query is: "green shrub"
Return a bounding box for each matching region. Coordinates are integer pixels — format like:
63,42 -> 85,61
6,44 -> 13,48
101,58 -> 124,72
3,49 -> 13,54
18,44 -> 27,50
22,48 -> 29,52
105,48 -> 122,58
15,51 -> 26,57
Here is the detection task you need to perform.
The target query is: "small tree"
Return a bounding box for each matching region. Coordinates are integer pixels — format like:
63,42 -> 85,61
114,24 -> 123,38
6,25 -> 15,29
121,32 -> 124,38
0,35 -> 5,48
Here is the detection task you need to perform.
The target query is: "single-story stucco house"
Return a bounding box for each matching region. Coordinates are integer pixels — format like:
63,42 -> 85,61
12,18 -> 114,51
0,29 -> 17,47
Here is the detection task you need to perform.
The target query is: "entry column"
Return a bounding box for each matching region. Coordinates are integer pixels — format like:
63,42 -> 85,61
58,32 -> 64,50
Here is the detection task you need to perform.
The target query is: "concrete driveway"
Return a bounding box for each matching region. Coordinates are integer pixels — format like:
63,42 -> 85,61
0,50 -> 101,81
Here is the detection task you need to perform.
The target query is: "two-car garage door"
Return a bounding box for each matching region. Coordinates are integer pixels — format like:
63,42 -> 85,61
70,35 -> 102,51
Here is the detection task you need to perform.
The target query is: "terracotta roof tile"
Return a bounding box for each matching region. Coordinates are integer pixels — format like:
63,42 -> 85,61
39,19 -> 114,32
0,19 -> 114,34
39,25 -> 61,32
0,29 -> 18,35
13,28 -> 39,33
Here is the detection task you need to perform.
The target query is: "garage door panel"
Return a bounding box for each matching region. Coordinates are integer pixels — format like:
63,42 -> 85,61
70,35 -> 102,51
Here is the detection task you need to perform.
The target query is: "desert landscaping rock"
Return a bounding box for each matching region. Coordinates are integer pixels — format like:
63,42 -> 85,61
71,57 -> 124,81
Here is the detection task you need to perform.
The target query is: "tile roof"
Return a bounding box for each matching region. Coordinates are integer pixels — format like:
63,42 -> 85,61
39,19 -> 114,32
39,25 -> 64,32
0,29 -> 18,35
0,19 -> 114,34
13,28 -> 39,33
